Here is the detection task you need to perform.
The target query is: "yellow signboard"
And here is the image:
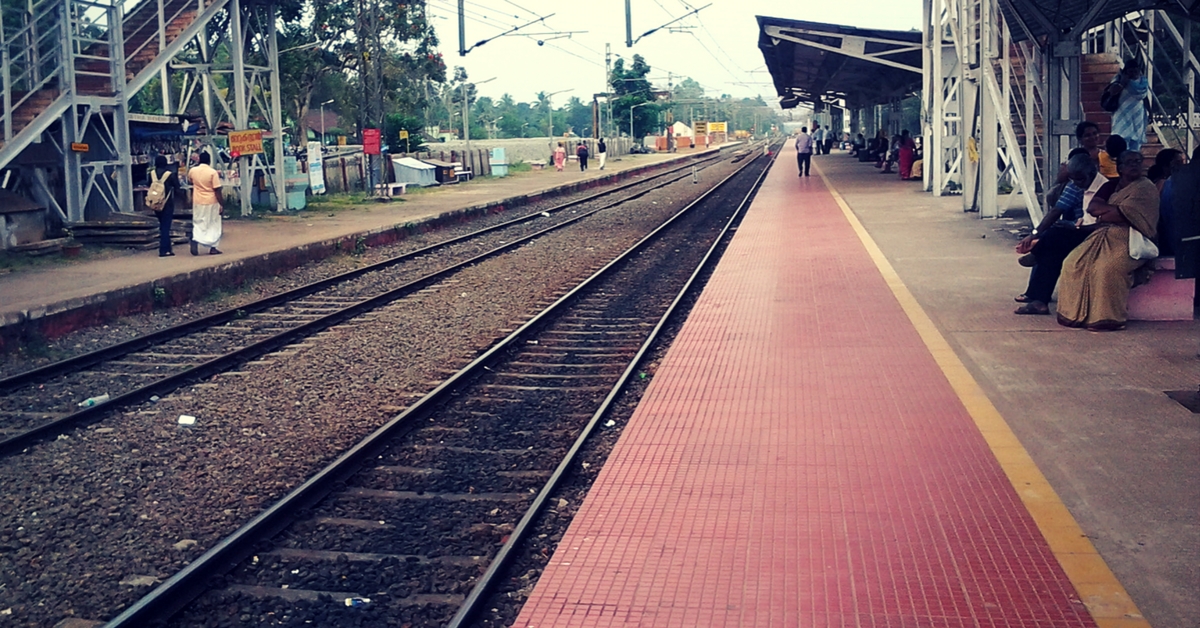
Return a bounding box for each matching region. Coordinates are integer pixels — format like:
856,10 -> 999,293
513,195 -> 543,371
70,143 -> 89,153
693,121 -> 708,135
228,129 -> 264,157
399,129 -> 409,140
709,122 -> 727,133
338,136 -> 347,146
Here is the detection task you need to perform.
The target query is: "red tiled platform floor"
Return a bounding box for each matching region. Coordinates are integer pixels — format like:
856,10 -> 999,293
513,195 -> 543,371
512,148 -> 1096,627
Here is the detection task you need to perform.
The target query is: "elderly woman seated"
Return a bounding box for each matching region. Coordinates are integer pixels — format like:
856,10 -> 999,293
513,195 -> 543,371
1056,150 -> 1160,331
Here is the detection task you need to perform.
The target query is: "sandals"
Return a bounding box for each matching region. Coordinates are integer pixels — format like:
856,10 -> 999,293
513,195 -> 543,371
1014,294 -> 1030,303
1014,301 -> 1050,315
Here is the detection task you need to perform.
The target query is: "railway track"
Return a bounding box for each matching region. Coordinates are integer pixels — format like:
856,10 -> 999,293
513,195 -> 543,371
103,142 -> 780,627
0,150 -> 735,456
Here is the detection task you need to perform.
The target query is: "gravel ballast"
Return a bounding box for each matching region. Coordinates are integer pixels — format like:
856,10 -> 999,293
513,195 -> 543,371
0,156 -> 748,626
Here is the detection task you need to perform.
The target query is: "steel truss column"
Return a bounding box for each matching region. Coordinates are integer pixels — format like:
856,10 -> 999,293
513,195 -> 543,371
958,0 -> 977,212
61,0 -> 133,221
979,0 -> 998,218
266,4 -> 285,213
229,0 -> 251,215
110,0 -> 133,215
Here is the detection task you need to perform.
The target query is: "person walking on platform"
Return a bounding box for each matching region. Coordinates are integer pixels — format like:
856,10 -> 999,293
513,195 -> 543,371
187,152 -> 224,255
576,142 -> 589,172
597,138 -> 607,170
795,127 -> 814,177
553,142 -> 566,172
146,155 -> 180,257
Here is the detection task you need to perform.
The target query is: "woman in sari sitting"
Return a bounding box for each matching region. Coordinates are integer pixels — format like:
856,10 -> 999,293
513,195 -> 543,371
1056,150 -> 1159,331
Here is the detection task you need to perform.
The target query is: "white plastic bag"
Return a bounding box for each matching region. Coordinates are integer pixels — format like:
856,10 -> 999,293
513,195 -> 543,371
1128,227 -> 1159,260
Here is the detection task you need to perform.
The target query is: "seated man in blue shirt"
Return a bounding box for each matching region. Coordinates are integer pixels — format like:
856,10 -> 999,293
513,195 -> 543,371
1013,152 -> 1104,315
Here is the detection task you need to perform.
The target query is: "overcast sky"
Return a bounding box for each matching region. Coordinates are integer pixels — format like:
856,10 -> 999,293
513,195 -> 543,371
423,0 -> 922,106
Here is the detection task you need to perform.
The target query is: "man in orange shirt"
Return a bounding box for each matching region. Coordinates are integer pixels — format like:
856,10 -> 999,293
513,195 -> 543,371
187,152 -> 224,255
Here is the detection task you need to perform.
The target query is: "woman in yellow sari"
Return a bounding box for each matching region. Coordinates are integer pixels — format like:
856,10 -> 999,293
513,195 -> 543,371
1056,150 -> 1160,331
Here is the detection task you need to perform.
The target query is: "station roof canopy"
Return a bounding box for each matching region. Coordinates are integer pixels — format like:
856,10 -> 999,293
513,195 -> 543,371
756,16 -> 923,110
1001,0 -> 1200,43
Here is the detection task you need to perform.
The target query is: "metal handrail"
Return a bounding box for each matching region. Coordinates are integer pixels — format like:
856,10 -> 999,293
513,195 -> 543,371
123,0 -> 192,64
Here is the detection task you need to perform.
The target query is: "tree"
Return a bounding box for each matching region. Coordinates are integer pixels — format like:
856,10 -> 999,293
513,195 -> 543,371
610,54 -> 660,141
277,0 -> 444,145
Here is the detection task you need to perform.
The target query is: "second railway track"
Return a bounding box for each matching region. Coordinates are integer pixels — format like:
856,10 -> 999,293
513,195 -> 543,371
0,150 -> 736,455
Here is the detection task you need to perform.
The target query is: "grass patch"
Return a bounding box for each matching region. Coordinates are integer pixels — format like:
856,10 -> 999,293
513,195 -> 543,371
0,246 -> 127,276
508,161 -> 532,173
202,283 -> 252,303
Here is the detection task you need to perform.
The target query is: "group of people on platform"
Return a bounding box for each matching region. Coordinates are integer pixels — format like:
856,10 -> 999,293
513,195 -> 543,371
145,153 -> 224,258
848,130 -> 922,180
552,139 -> 607,173
1013,119 -> 1191,331
794,125 -> 923,181
1012,55 -> 1192,332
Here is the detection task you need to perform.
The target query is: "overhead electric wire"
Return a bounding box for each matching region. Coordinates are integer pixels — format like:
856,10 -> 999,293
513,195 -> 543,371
496,0 -> 543,19
692,16 -> 749,76
427,0 -> 519,32
543,41 -> 603,67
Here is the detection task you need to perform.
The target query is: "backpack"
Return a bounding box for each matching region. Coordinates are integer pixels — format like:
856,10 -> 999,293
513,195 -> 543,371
1100,81 -> 1123,113
145,169 -> 170,212
577,144 -> 589,157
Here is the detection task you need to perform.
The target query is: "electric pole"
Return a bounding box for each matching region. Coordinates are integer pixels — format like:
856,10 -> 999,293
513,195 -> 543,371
605,43 -> 613,138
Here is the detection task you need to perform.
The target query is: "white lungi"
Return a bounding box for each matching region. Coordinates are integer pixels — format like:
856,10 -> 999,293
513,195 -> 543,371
597,152 -> 607,170
192,203 -> 222,247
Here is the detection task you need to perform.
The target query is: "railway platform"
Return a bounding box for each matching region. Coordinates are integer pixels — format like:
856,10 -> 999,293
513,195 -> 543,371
513,143 -> 1199,627
0,149 -> 706,350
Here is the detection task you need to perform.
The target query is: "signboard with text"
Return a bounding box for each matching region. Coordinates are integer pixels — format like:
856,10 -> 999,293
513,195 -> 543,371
363,128 -> 382,155
306,141 -> 326,195
693,121 -> 707,135
708,122 -> 727,133
228,129 -> 263,157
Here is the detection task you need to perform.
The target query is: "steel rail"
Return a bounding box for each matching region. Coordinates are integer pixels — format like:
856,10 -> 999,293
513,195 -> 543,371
1,151 -> 724,395
103,141 -> 773,627
0,152 -> 732,456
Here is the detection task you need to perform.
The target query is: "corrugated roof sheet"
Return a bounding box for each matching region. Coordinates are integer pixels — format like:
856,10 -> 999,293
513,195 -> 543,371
1001,0 -> 1199,42
757,16 -> 923,109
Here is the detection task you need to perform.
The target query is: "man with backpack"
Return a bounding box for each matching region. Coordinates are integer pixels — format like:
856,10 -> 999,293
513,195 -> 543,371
145,155 -> 180,257
576,142 -> 590,172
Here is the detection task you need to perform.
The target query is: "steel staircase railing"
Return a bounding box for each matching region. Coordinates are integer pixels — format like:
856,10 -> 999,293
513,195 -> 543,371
2,0 -> 66,143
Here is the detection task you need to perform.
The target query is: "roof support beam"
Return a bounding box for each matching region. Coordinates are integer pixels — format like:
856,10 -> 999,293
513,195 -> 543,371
764,25 -> 922,74
1006,0 -> 1057,37
1067,0 -> 1113,40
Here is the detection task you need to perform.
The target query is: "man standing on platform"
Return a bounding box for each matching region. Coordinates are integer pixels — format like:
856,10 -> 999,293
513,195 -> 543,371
795,127 -> 814,177
824,126 -> 835,154
812,125 -> 825,155
597,138 -> 607,170
188,152 -> 224,255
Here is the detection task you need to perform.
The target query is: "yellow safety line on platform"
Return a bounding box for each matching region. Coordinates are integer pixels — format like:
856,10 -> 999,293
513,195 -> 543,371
814,161 -> 1151,628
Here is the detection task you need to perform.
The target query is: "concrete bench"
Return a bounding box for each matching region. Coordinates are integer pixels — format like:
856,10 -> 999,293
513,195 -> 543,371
374,182 -> 408,197
455,169 -> 472,182
1128,257 -> 1195,321
529,161 -> 547,170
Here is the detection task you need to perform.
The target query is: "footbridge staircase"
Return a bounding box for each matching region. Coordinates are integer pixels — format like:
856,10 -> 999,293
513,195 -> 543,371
1,0 -> 281,231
